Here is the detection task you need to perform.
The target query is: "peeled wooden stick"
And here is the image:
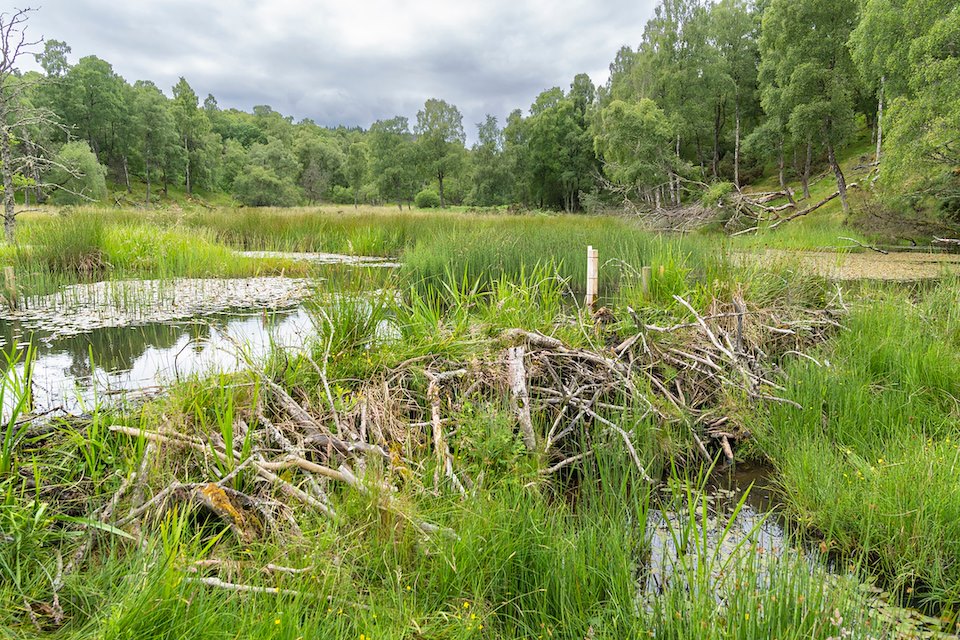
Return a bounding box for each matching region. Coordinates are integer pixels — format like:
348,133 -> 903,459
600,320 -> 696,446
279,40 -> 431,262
108,425 -> 337,520
424,370 -> 467,495
507,346 -> 537,451
184,576 -> 303,597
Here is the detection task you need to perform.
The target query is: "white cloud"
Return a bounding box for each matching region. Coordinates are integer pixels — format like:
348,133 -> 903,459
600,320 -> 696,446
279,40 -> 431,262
20,0 -> 657,136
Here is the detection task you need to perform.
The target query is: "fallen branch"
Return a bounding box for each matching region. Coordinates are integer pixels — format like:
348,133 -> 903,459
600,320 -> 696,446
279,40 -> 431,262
507,346 -> 537,451
769,185 -> 857,230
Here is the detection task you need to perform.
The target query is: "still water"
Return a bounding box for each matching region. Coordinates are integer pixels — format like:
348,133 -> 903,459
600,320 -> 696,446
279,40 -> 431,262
0,307 -> 314,415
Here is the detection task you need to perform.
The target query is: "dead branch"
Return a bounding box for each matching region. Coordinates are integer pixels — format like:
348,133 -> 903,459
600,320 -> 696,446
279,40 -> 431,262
507,346 -> 537,451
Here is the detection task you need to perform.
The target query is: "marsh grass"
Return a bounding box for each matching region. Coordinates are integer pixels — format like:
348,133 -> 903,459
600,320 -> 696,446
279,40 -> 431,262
756,278 -> 960,612
6,211 -> 310,297
1,204 -> 953,636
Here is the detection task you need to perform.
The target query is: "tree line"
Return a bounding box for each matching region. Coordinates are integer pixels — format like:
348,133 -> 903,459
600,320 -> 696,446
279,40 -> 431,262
1,0 -> 958,225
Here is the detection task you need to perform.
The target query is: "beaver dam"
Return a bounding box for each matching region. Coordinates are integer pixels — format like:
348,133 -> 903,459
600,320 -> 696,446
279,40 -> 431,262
2,208 -> 959,639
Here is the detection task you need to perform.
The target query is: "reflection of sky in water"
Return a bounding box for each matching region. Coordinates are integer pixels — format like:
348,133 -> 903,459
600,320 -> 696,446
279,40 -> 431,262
4,309 -> 315,415
644,465 -> 790,597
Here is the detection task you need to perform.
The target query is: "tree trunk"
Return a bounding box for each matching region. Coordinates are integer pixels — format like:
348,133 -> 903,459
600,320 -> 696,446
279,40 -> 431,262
876,76 -> 885,163
827,140 -> 849,214
1,124 -> 17,244
31,156 -> 42,203
695,134 -> 704,173
438,171 -> 445,208
123,155 -> 132,193
145,154 -> 152,206
801,140 -> 812,200
777,139 -> 791,203
734,100 -> 741,191
184,135 -> 192,195
675,134 -> 682,205
712,98 -> 723,178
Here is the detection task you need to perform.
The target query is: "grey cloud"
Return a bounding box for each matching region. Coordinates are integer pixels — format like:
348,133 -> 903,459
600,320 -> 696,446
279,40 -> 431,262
23,1 -> 656,138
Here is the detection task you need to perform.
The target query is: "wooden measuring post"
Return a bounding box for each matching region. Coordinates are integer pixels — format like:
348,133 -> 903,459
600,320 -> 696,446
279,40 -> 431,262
3,266 -> 17,310
641,265 -> 652,297
585,246 -> 599,310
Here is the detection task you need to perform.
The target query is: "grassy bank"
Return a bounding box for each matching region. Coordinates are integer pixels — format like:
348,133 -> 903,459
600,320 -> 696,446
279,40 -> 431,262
756,278 -> 960,614
1,211 -> 311,297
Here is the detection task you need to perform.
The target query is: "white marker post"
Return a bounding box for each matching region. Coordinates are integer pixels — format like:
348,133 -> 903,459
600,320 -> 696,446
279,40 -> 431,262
641,265 -> 652,297
585,245 -> 599,310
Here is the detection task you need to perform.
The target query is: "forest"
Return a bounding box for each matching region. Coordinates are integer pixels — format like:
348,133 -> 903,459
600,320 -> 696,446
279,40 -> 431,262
2,0 -> 958,227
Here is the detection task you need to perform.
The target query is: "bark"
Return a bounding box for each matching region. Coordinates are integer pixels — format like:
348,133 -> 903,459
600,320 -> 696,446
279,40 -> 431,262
802,140 -> 812,200
184,135 -> 192,195
734,101 -> 741,190
507,346 -> 537,451
675,134 -> 682,205
437,171 -> 445,208
827,140 -> 849,214
712,98 -> 724,178
145,155 -> 151,206
876,76 -> 885,163
1,124 -> 16,243
776,138 -> 793,204
695,134 -> 704,172
122,155 -> 131,193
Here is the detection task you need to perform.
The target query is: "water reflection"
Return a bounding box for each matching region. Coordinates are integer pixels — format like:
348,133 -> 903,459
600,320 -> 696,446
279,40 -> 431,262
0,308 -> 314,414
645,464 -> 785,595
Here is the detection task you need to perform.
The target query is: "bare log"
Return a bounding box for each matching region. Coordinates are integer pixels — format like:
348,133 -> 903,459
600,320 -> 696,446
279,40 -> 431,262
507,346 -> 537,451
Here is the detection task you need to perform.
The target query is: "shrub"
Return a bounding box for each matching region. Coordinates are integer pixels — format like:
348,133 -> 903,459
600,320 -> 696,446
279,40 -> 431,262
330,185 -> 354,205
232,165 -> 301,207
700,181 -> 736,208
415,188 -> 441,209
46,141 -> 108,205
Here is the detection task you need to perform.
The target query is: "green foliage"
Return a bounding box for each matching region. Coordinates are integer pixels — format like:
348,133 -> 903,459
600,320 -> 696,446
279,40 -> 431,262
594,99 -> 675,195
879,3 -> 960,218
46,141 -> 107,205
414,188 -> 441,208
232,165 -> 300,207
329,184 -> 354,205
700,180 -> 736,207
414,98 -> 466,208
505,86 -> 596,211
369,116 -> 418,207
467,115 -> 512,206
759,0 -> 860,192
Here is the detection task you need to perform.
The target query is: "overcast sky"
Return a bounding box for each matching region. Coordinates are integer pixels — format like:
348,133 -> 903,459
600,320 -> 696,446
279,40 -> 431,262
20,1 -> 657,138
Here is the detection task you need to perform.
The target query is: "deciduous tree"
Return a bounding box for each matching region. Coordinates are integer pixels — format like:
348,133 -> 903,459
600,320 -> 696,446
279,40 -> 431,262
414,99 -> 465,208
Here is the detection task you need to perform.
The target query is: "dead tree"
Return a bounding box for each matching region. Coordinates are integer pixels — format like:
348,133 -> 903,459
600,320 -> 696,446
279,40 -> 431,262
0,8 -> 62,243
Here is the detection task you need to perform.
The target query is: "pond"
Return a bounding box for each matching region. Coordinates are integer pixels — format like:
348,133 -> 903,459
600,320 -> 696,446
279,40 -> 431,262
0,272 -> 394,416
646,463 -> 957,637
1,306 -> 315,415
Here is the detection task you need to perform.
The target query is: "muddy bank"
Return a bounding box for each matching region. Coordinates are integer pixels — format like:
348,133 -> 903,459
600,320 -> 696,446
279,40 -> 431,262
738,249 -> 960,280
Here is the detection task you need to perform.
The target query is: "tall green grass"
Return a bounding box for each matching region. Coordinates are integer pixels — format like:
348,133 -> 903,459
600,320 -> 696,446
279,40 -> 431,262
5,212 -> 309,296
756,278 -> 960,612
